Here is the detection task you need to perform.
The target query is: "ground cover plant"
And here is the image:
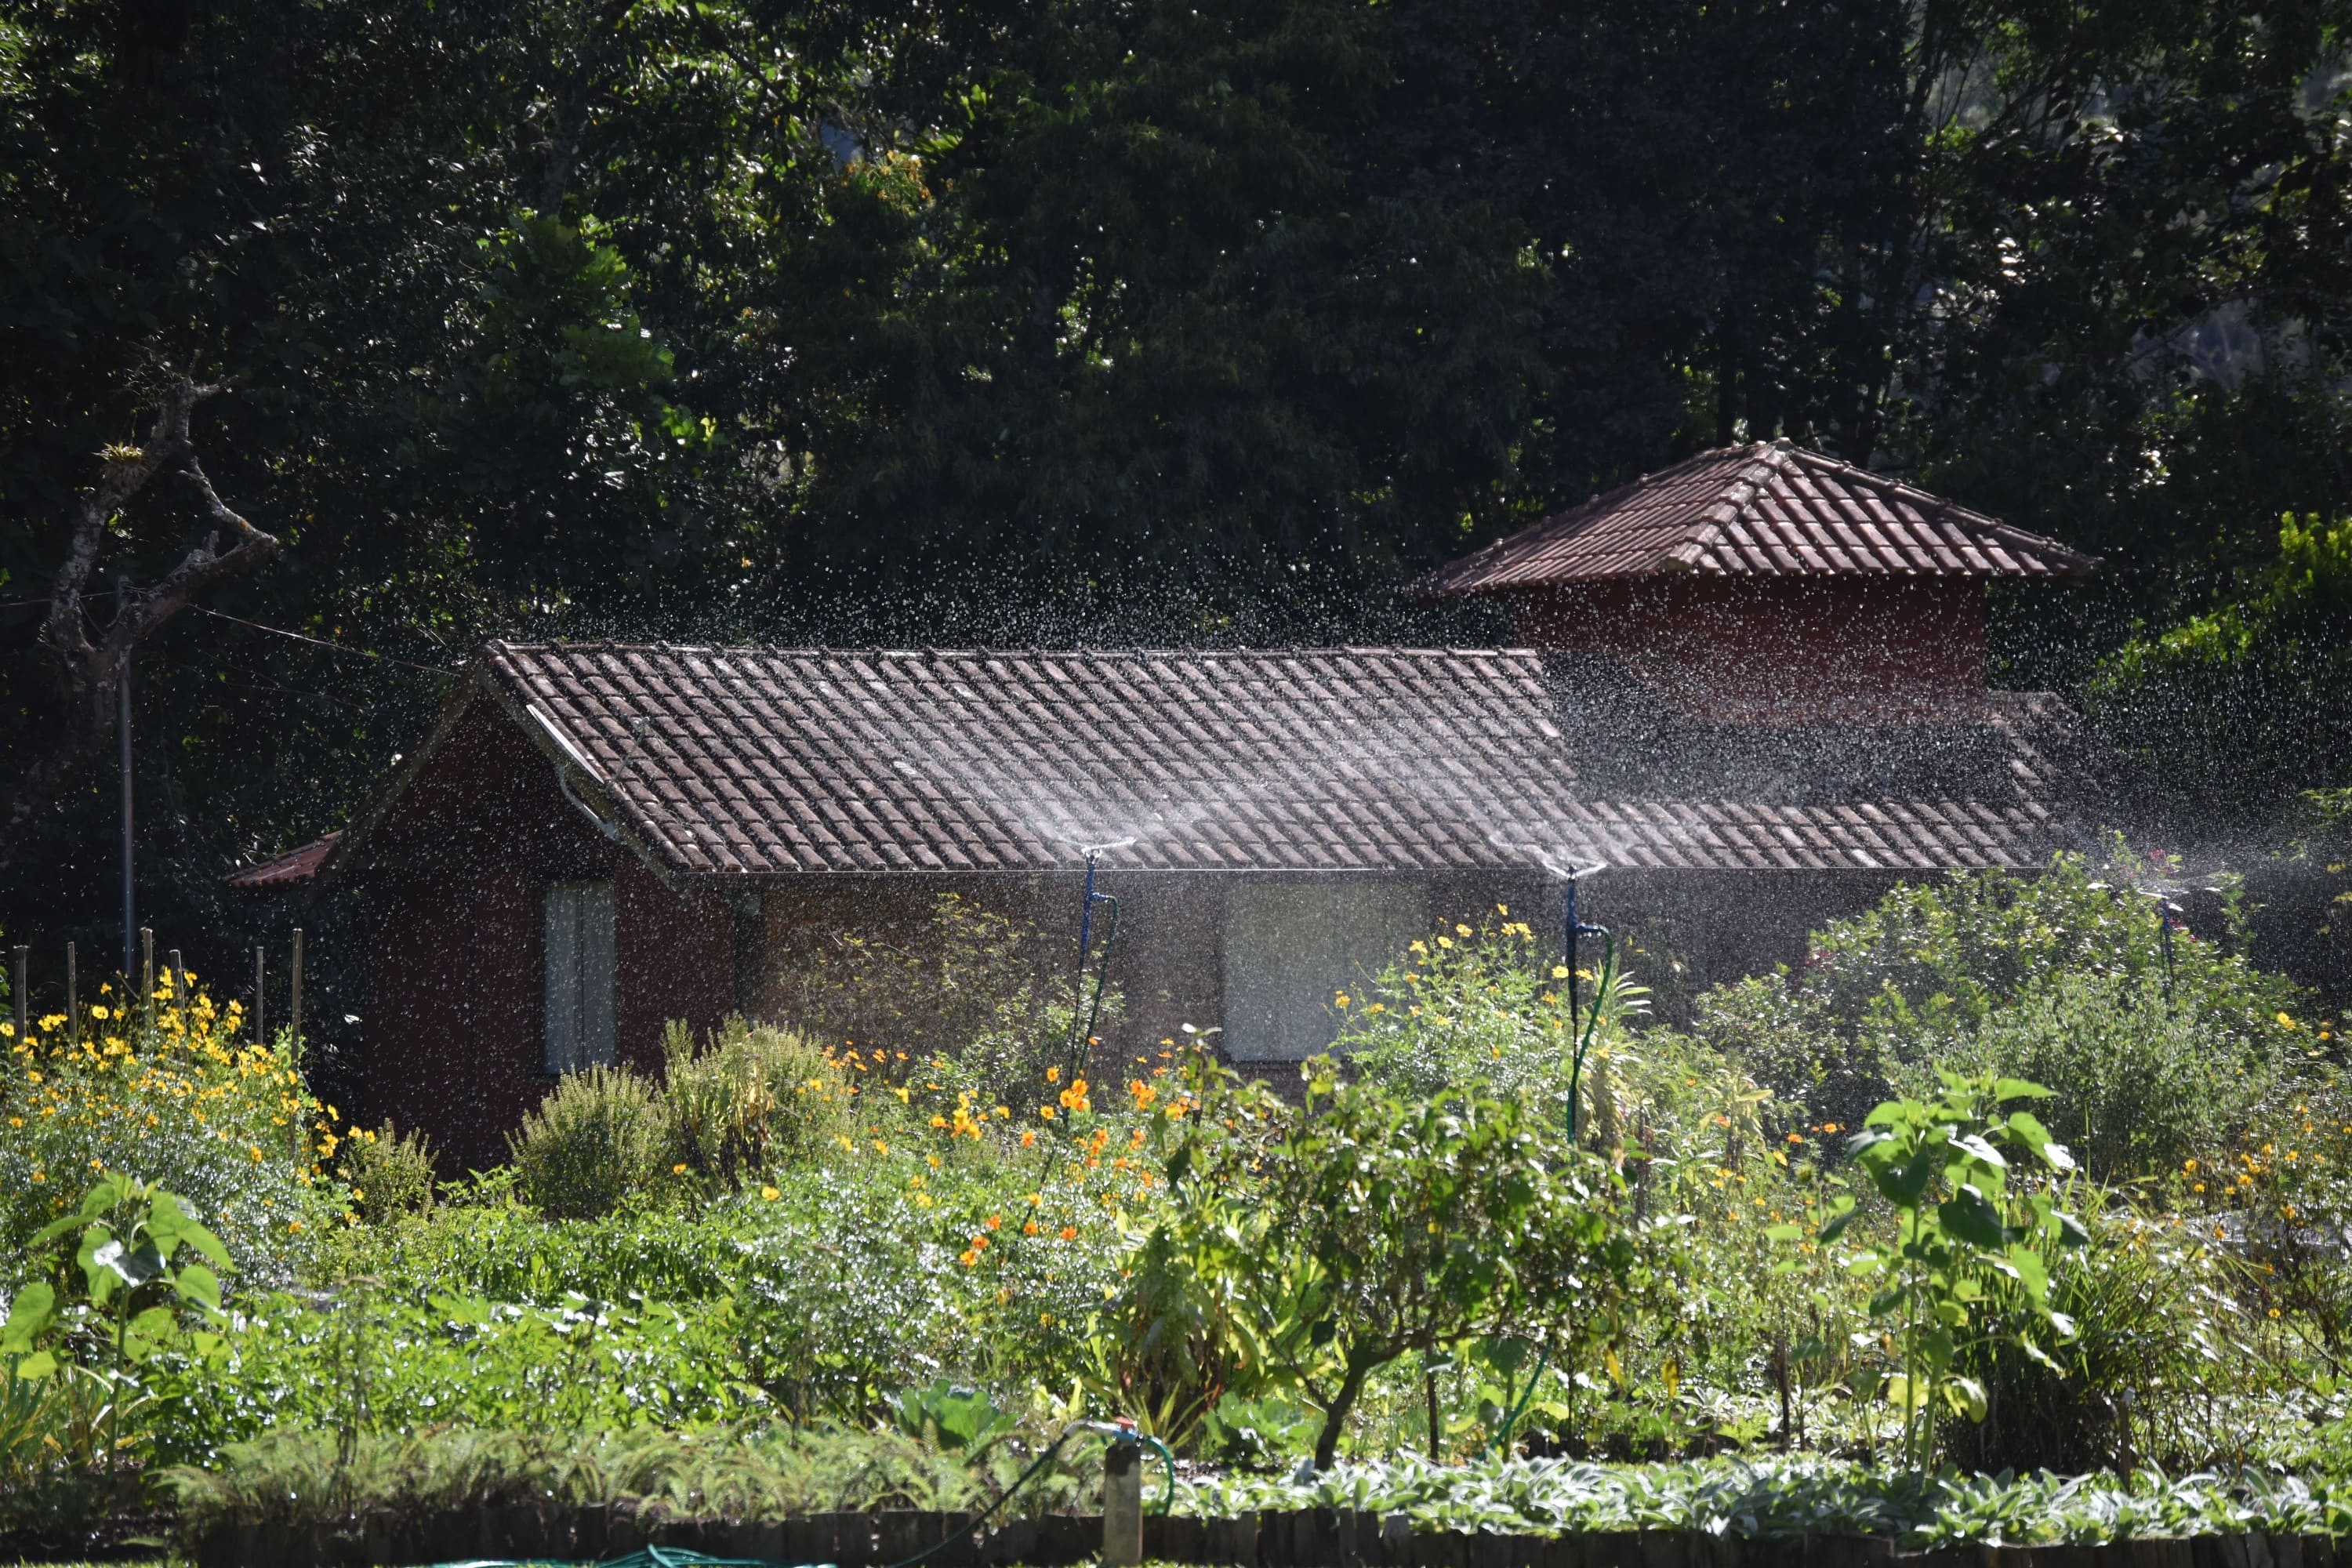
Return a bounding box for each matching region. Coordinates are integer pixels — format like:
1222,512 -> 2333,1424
3,862 -> 2352,1545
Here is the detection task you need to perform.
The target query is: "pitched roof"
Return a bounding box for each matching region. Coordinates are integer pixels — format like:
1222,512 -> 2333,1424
1413,441 -> 2098,597
224,831 -> 341,889
311,641 -> 2098,880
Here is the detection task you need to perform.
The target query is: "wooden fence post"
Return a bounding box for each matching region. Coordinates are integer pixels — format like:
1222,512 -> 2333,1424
168,948 -> 183,1004
10,945 -> 25,1046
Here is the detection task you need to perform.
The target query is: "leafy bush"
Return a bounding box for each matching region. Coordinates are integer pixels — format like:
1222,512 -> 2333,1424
1174,1453 -> 2352,1544
2084,513 -> 2352,828
164,1418 -> 1102,1532
0,975 -> 337,1289
508,1064 -> 663,1219
148,1286 -> 763,1464
774,891 -> 1118,1113
658,1015 -> 855,1189
336,1120 -> 437,1222
1949,1197 -> 2254,1474
1155,1051 -> 1635,1468
1933,970 -> 2284,1180
1696,850 -> 2303,1176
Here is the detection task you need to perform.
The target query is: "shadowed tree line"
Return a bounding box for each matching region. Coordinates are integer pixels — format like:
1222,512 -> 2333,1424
4,0 -> 2350,989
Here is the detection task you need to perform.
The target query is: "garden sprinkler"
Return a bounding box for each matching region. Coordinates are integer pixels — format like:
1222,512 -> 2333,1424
1555,859 -> 1614,1147
2131,882 -> 2187,1004
1065,838 -> 1134,1077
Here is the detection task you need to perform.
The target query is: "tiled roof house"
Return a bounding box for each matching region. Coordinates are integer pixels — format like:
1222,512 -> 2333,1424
245,443 -> 2107,1167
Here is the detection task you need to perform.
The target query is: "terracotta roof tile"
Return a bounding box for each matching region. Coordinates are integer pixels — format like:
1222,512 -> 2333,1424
1414,442 -> 2097,597
323,642 -> 2115,883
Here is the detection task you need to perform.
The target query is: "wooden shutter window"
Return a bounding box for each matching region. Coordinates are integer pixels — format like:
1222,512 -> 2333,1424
543,880 -> 616,1073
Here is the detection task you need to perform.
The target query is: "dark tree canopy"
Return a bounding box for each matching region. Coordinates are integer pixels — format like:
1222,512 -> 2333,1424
3,0 -> 2350,993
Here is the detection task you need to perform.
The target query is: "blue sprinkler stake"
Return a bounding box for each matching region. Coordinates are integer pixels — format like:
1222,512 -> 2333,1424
1560,862 -> 1613,1145
1069,839 -> 1134,1076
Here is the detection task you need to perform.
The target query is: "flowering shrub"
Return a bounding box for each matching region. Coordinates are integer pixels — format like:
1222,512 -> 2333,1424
0,974 -> 339,1290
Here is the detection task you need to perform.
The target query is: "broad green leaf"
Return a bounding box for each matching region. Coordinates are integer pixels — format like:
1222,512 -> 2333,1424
13,1349 -> 56,1380
1994,1078 -> 2054,1102
2,1283 -> 56,1352
1937,1185 -> 2006,1248
1950,1132 -> 2008,1169
176,1263 -> 223,1313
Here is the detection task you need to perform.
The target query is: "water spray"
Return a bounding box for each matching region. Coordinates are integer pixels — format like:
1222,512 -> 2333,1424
1065,838 -> 1134,1078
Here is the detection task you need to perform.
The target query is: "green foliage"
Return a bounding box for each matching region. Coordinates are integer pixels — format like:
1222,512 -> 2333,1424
335,1121 -> 437,1224
1163,1053 -> 1635,1468
1175,1454 -> 2352,1544
0,983 -> 335,1290
1936,971 -> 2285,1181
163,1420 -> 1101,1532
508,1065 -> 665,1219
775,893 -> 1117,1115
148,1288 -> 762,1464
2,1173 -> 231,1477
1837,1072 -> 2089,1467
1697,851 -> 2303,1174
658,1017 -> 856,1192
2085,515 -> 2352,827
1948,1197 -> 2254,1475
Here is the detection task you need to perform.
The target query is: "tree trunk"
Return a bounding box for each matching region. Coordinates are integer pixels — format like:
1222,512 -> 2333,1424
1312,1352 -> 1383,1472
0,375 -> 278,870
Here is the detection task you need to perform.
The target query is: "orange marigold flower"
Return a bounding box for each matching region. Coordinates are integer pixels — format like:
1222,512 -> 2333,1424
1058,1226 -> 1078,1241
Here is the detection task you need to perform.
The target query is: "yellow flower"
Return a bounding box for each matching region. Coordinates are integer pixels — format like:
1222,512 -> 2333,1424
1021,1129 -> 1037,1148
1046,1065 -> 1061,1083
2280,1012 -> 2297,1029
673,1163 -> 689,1174
1409,940 -> 1427,954
1552,964 -> 1570,980
760,1185 -> 780,1201
1039,1105 -> 1057,1120
1455,924 -> 1472,937
1334,992 -> 1351,1008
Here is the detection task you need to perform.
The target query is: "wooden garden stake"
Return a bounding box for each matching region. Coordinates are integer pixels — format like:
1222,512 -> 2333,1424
10,945 -> 26,1047
254,946 -> 265,1047
289,927 -> 307,1161
65,942 -> 77,1044
168,947 -> 182,1003
140,925 -> 154,1029
1102,1427 -> 1143,1566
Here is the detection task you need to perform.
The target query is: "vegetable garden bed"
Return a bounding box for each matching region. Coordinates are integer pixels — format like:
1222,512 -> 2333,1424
183,1506 -> 2349,1568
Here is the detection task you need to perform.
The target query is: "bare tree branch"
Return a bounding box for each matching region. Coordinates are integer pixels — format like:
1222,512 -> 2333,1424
2,375 -> 281,870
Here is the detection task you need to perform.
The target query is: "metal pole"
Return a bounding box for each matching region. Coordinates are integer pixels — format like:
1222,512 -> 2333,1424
1076,851 -> 1100,970
289,927 -> 304,1056
1564,871 -> 1581,1044
117,576 -> 134,985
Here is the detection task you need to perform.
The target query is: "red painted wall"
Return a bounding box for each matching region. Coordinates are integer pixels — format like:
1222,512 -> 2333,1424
1508,577 -> 1988,723
356,703 -> 733,1173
